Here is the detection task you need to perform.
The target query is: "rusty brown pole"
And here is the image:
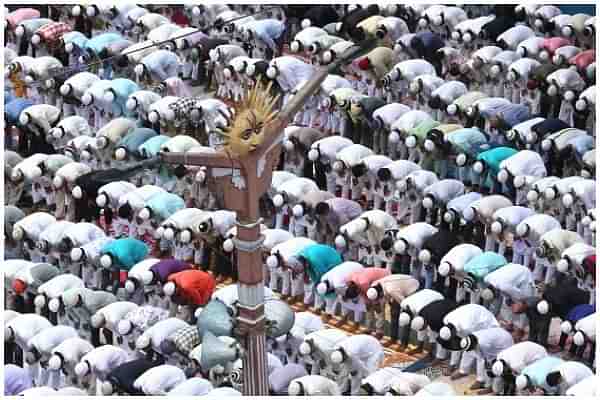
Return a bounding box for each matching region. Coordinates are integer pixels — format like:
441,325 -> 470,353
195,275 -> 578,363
160,40 -> 375,394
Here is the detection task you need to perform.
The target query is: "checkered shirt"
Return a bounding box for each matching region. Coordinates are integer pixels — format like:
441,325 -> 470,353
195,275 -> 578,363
35,22 -> 73,47
169,97 -> 201,120
172,325 -> 201,355
124,305 -> 168,332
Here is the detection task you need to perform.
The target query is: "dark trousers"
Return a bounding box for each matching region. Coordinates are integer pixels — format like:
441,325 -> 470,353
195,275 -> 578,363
5,342 -> 17,365
559,331 -> 578,353
389,300 -> 401,342
501,374 -> 516,395
528,313 -> 551,346
443,277 -> 458,302
101,269 -> 122,294
91,327 -> 102,347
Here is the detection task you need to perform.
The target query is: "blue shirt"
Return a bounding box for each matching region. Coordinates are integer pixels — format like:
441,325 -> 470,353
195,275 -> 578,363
5,89 -> 15,105
108,78 -> 140,117
568,135 -> 594,156
145,192 -> 185,221
5,99 -> 34,125
520,357 -> 564,390
141,50 -> 180,81
117,128 -> 158,155
565,304 -> 595,323
496,104 -> 530,129
244,19 -> 285,51
62,31 -> 89,52
84,33 -> 123,56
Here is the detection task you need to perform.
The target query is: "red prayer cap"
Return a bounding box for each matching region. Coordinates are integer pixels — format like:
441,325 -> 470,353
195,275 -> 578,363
12,279 -> 27,295
357,57 -> 371,71
583,254 -> 596,280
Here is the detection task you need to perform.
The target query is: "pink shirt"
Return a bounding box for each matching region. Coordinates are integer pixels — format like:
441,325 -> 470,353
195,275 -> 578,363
346,268 -> 390,295
570,49 -> 595,70
7,9 -> 40,29
541,37 -> 571,56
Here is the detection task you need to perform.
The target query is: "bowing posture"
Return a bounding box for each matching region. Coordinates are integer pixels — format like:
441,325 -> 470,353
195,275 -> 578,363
458,327 -> 514,394
329,335 -> 385,394
491,341 -> 548,395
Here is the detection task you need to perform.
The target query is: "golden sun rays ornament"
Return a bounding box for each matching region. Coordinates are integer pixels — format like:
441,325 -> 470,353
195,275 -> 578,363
220,80 -> 280,157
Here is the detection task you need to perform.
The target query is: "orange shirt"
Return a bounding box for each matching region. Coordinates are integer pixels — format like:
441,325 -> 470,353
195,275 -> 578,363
9,75 -> 26,98
167,269 -> 216,306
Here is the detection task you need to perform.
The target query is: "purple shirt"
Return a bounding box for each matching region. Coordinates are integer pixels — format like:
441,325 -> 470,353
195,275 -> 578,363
5,365 -> 32,395
150,259 -> 192,283
269,364 -> 308,394
324,198 -> 363,230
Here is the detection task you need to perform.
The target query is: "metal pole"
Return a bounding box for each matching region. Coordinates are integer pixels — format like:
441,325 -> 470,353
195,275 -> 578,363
233,220 -> 269,395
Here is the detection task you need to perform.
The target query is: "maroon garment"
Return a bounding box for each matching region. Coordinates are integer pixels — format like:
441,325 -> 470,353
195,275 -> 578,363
171,9 -> 189,27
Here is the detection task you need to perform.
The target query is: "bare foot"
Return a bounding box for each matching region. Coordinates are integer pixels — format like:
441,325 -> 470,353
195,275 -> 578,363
513,329 -> 525,340
357,326 -> 370,334
333,318 -> 347,328
451,371 -> 468,381
388,343 -> 404,352
444,365 -> 457,376
431,358 -> 445,367
469,381 -> 485,390
548,345 -> 563,354
406,346 -> 423,355
344,319 -> 356,329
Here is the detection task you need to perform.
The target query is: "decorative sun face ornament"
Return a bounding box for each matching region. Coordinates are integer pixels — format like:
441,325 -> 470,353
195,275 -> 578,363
220,80 -> 280,157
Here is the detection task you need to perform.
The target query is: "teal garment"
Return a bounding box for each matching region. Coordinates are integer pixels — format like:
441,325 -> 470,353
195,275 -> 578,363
157,166 -> 176,187
100,237 -> 148,270
138,135 -> 170,158
117,128 -> 158,156
520,357 -> 564,389
463,252 -> 507,281
447,128 -> 487,154
62,31 -> 88,49
476,147 -> 518,177
87,80 -> 113,105
298,244 -> 342,286
145,192 -> 185,220
476,146 -> 518,189
197,299 -> 235,338
21,18 -> 52,34
84,33 -> 123,56
109,78 -> 140,117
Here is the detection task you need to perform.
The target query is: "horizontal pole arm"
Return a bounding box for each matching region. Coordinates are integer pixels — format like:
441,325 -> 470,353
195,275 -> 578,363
159,151 -> 242,168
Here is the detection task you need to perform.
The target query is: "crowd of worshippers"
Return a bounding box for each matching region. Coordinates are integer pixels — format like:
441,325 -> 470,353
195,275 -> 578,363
3,3 -> 598,397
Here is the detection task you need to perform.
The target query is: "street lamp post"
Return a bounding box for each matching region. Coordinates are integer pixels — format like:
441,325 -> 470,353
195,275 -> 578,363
160,40 -> 374,394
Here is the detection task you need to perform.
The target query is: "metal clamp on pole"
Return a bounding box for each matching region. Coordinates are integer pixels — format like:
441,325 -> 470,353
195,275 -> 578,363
233,235 -> 266,253
236,218 -> 264,229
